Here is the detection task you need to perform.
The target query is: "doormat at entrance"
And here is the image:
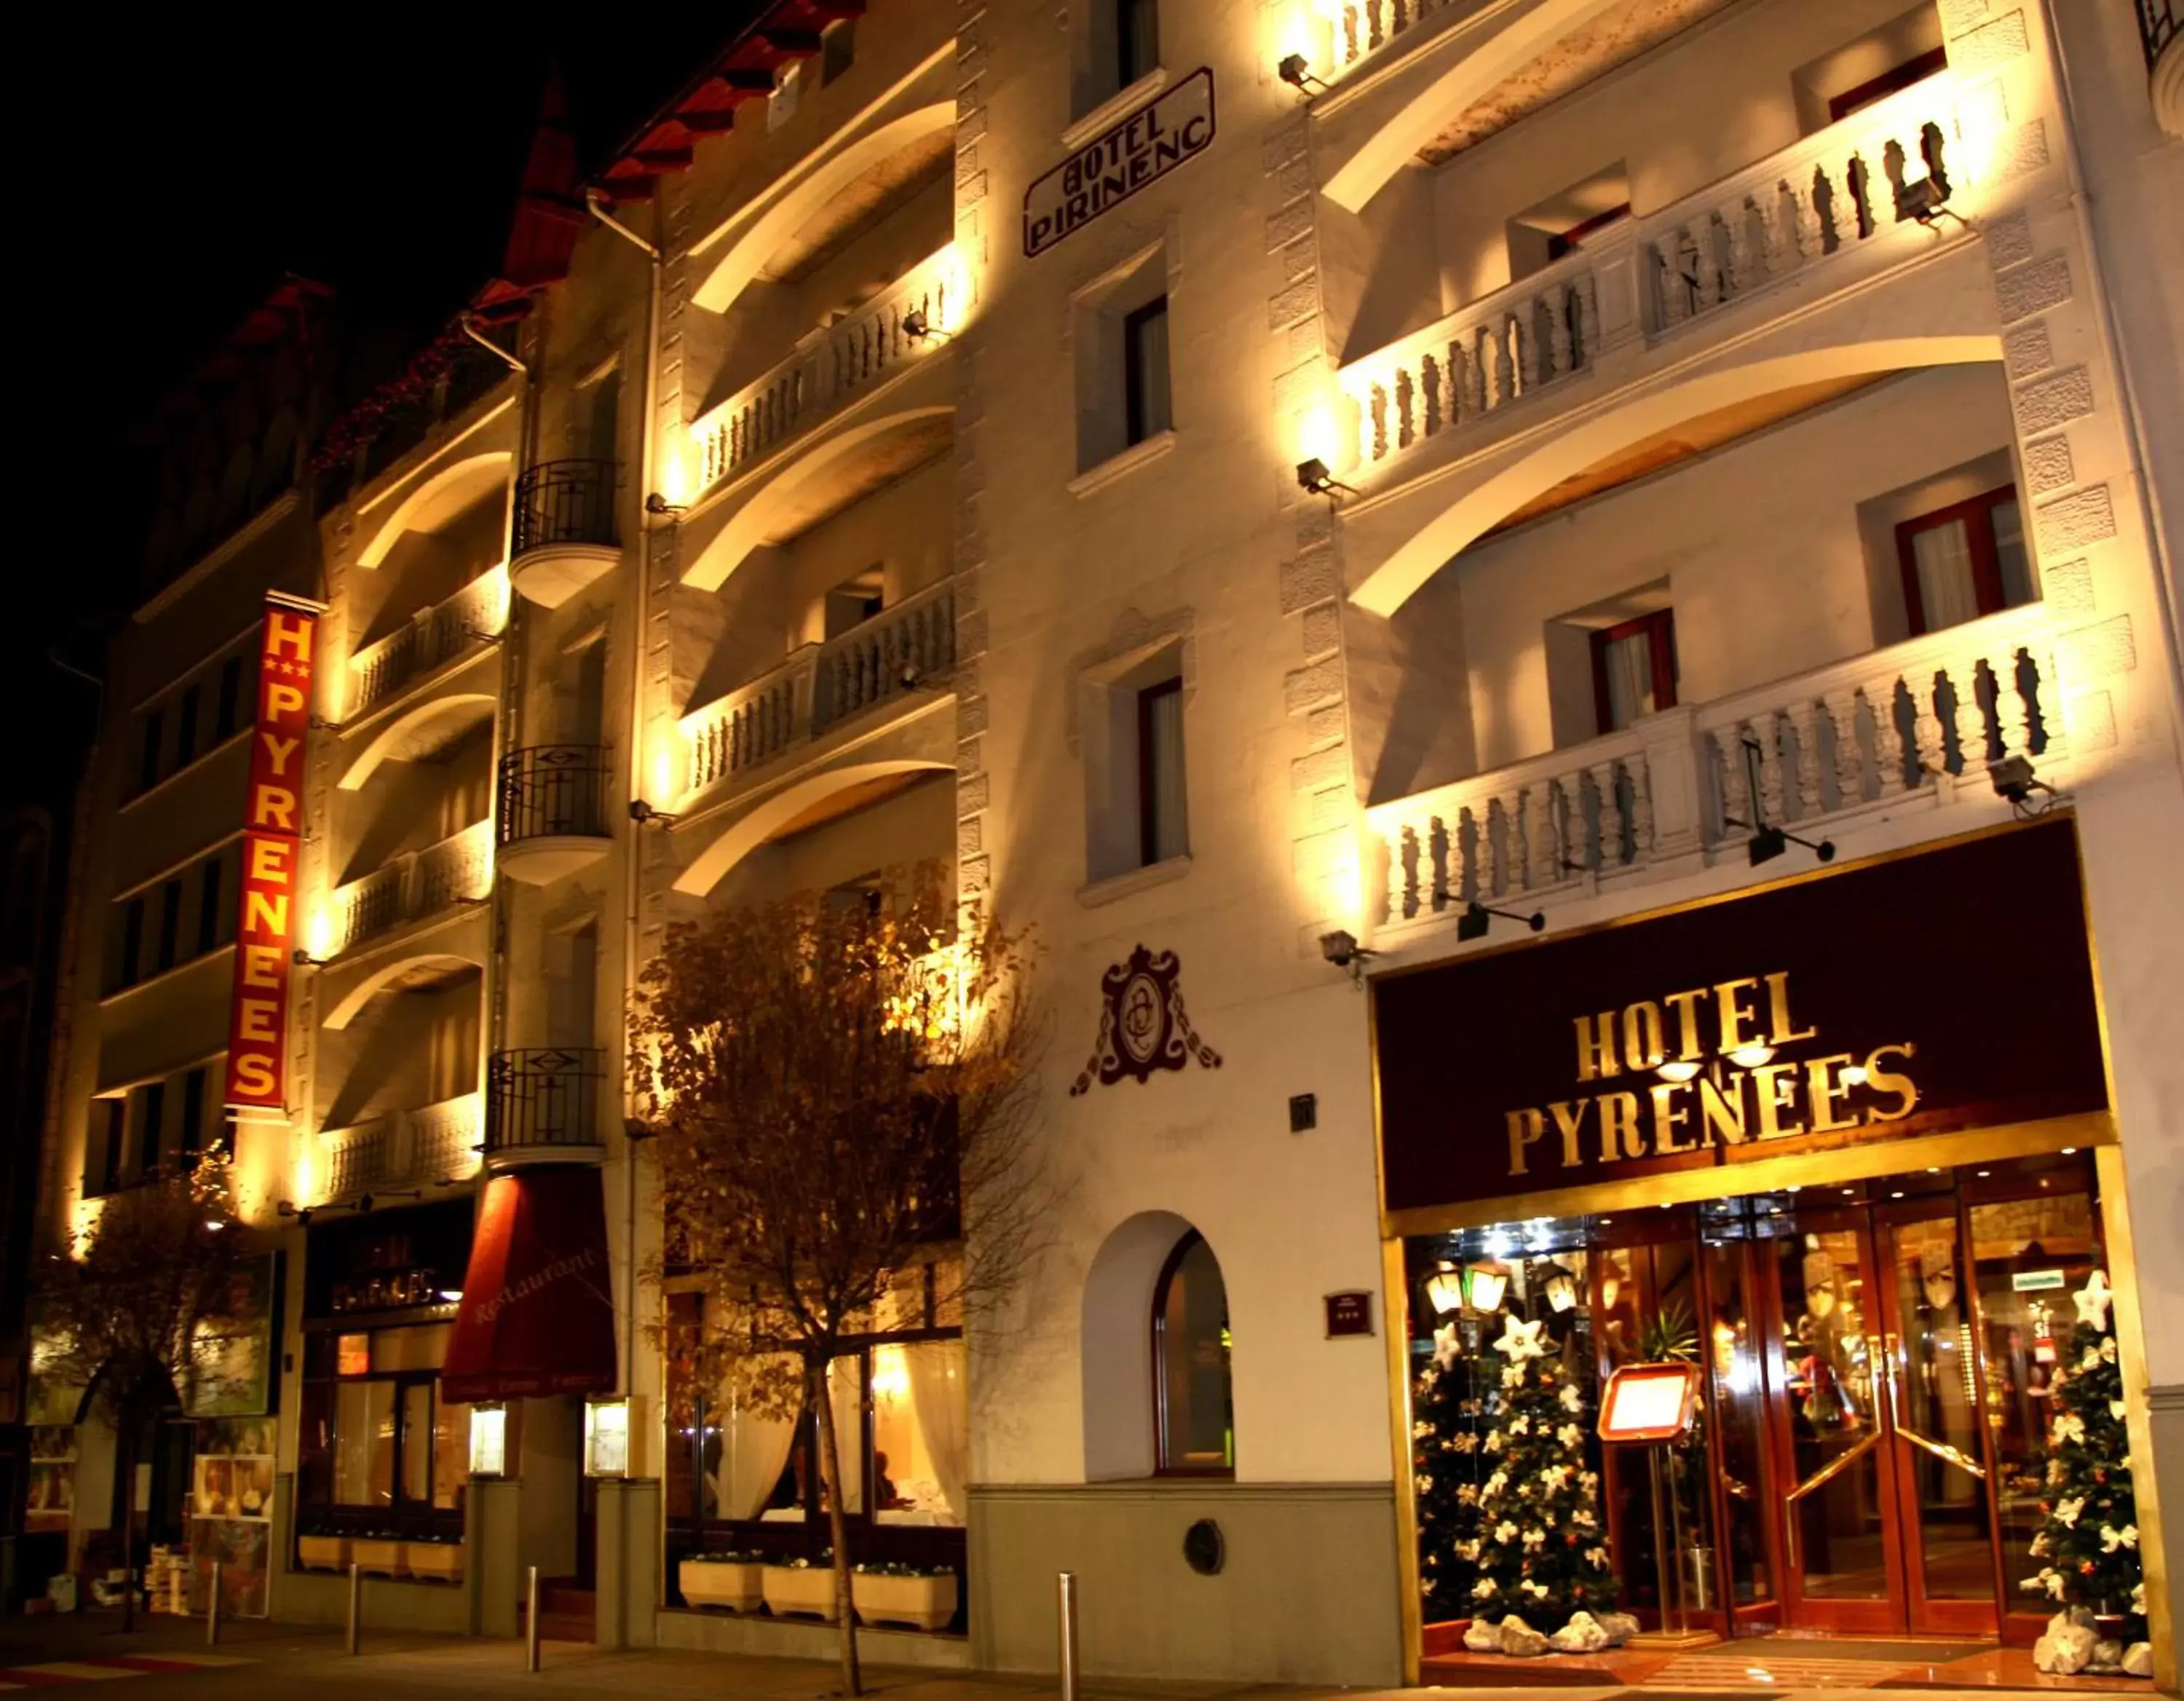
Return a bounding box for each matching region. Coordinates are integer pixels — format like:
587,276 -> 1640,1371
1637,1651 -> 1896,1690
1728,1638 -> 1992,1662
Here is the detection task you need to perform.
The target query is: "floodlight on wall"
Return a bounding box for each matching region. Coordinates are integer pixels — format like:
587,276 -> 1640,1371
1990,754 -> 2060,819
629,799 -> 681,828
644,492 -> 688,517
1725,738 -> 1832,867
1318,928 -> 1377,986
1295,457 -> 1356,498
1425,1264 -> 1466,1317
902,309 -> 952,343
1455,900 -> 1545,942
1276,54 -> 1328,94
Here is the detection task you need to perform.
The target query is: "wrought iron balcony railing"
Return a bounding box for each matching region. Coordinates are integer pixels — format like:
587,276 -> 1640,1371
497,745 -> 612,845
485,1047 -> 604,1159
513,459 -> 621,556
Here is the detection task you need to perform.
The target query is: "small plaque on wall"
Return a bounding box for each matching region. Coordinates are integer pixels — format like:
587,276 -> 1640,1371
1324,1291 -> 1374,1338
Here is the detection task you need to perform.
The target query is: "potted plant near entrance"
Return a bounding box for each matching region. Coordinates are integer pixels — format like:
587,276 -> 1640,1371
851,1561 -> 959,1631
404,1533 -> 464,1582
763,1552 -> 840,1621
678,1550 -> 767,1611
297,1529 -> 348,1572
350,1531 -> 406,1577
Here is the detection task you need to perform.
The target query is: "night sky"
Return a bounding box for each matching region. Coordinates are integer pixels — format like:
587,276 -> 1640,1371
11,11 -> 761,804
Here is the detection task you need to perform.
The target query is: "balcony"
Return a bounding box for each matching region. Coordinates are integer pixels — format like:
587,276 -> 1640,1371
317,1092 -> 483,1201
1339,73 -> 1971,477
682,578 -> 958,797
1370,602 -> 2068,931
346,569 -> 509,723
691,245 -> 962,500
509,459 -> 622,609
496,744 -> 613,885
484,1048 -> 606,1170
329,820 -> 493,958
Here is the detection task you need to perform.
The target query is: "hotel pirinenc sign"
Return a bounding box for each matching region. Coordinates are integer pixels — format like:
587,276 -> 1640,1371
1372,819 -> 2108,1217
1024,68 -> 1215,258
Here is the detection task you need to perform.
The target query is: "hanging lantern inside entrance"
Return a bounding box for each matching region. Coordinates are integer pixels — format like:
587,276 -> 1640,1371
1425,1264 -> 1466,1317
1464,1263 -> 1508,1314
1544,1271 -> 1578,1312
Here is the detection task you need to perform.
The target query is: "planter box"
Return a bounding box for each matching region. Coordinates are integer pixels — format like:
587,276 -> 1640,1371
852,1570 -> 959,1633
297,1535 -> 348,1573
404,1542 -> 464,1582
350,1538 -> 407,1577
679,1558 -> 764,1612
761,1564 -> 841,1622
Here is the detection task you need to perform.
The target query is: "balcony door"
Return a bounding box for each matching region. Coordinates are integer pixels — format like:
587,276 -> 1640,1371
1770,1204 -> 1999,1635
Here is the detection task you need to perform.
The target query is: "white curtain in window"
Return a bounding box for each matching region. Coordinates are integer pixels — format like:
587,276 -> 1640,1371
1600,630 -> 1654,730
708,1359 -> 801,1521
1912,518 -> 1981,631
905,1340 -> 968,1525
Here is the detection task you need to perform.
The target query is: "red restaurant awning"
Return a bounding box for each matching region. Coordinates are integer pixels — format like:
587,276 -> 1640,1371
442,1168 -> 617,1405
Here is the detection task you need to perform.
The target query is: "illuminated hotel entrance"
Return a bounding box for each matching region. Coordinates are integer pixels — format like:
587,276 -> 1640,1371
1401,1152 -> 2103,1646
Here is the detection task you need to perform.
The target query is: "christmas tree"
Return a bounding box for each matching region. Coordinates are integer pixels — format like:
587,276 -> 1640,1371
1413,1319 -> 1488,1621
1471,1312 -> 1618,1632
2021,1271 -> 2145,1642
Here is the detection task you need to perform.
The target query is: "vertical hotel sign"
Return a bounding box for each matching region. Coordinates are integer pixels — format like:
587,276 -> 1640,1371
224,594 -> 321,1116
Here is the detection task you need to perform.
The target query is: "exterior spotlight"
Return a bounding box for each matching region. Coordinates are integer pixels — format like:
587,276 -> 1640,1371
1990,754 -> 2058,817
644,492 -> 688,517
1728,818 -> 1832,867
1319,929 -> 1377,984
1455,901 -> 1546,942
1896,176 -> 1961,226
902,309 -> 951,342
1295,457 -> 1355,497
292,945 -> 331,966
629,799 -> 681,827
1277,54 -> 1327,93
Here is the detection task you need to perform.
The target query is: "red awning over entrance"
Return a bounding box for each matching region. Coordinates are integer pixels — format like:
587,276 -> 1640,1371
442,1168 -> 617,1405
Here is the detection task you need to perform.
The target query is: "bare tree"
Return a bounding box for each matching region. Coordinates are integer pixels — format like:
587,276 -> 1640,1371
38,1161 -> 244,1631
631,869 -> 1045,1695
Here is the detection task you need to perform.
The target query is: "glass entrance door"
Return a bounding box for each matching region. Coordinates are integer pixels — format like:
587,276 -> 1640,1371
1771,1205 -> 2000,1635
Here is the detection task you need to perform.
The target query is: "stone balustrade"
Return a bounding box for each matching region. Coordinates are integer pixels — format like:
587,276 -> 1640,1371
1371,602 -> 2066,928
318,1092 -> 483,1201
330,819 -> 493,956
682,577 -> 957,794
1338,73 -> 1964,471
347,567 -> 510,721
1328,0 -> 1459,73
692,245 -> 961,495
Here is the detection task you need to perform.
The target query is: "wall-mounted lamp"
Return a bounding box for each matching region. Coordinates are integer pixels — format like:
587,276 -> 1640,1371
629,799 -> 681,828
1295,457 -> 1356,498
644,492 -> 688,518
1727,738 -> 1832,867
275,1200 -> 314,1226
1990,754 -> 2059,818
1318,928 -> 1377,985
291,947 -> 330,967
1455,900 -> 1545,942
902,309 -> 952,343
1276,54 -> 1329,94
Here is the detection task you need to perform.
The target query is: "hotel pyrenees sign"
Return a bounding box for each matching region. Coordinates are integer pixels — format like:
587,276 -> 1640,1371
1024,68 -> 1215,258
223,594 -> 321,1115
1372,821 -> 2108,1217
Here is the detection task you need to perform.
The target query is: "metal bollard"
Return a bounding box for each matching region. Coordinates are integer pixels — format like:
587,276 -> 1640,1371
1057,1571 -> 1080,1701
525,1565 -> 541,1673
347,1562 -> 362,1656
206,1567 -> 221,1648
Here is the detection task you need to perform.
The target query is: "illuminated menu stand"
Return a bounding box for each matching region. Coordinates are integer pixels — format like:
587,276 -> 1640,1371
1598,1362 -> 1716,1650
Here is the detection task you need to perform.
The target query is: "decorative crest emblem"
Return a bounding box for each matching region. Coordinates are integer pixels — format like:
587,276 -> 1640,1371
1069,944 -> 1222,1094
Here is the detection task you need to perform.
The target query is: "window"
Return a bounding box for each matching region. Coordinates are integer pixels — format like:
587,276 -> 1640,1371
1896,485 -> 2033,636
1136,676 -> 1188,865
1123,297 -> 1172,447
1829,44 -> 1947,121
197,856 -> 224,955
300,1322 -> 470,1535
1152,1231 -> 1233,1475
119,896 -> 146,988
180,1067 -> 208,1161
137,709 -> 165,794
215,655 -> 245,742
175,684 -> 202,768
138,1080 -> 167,1176
1116,0 -> 1160,89
1591,609 -> 1679,735
155,878 -> 183,974
90,1097 -> 126,1196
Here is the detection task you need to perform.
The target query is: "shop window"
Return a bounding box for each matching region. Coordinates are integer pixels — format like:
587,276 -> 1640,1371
1591,608 -> 1678,734
1152,1231 -> 1233,1475
869,1340 -> 968,1523
1896,484 -> 2035,636
301,1321 -> 469,1534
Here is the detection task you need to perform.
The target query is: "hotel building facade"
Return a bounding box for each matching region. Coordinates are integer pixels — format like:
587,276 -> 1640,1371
23,0 -> 2184,1685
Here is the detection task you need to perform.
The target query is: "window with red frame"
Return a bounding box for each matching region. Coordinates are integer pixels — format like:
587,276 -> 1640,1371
1591,609 -> 1679,735
1896,484 -> 2035,636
